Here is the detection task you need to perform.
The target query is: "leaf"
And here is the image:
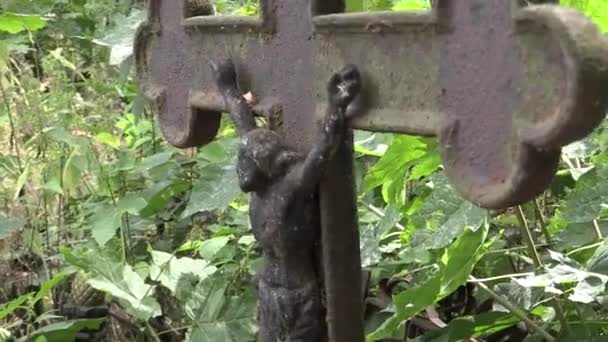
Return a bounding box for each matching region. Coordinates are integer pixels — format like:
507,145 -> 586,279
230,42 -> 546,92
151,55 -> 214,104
185,277 -> 257,342
393,0 -> 431,11
149,250 -> 217,294
89,204 -> 121,246
561,166 -> 608,223
411,312 -> 520,342
0,13 -> 46,34
364,136 -> 427,193
586,241 -> 608,275
0,214 -> 23,240
139,180 -> 189,217
17,319 -> 104,342
92,9 -> 144,65
63,249 -> 161,321
368,224 -> 489,340
401,174 -> 486,260
198,141 -> 229,163
140,151 -> 174,171
95,132 -> 121,150
360,205 -> 402,267
0,292 -> 33,321
181,163 -> 242,219
199,236 -> 232,261
116,194 -> 148,215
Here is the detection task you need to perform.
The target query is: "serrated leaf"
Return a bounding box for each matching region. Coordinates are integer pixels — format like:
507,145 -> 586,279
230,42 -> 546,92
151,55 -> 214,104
149,250 -> 216,294
199,236 -> 232,261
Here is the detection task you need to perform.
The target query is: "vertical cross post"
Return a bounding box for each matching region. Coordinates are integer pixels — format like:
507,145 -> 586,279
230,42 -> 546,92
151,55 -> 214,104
136,0 -> 608,340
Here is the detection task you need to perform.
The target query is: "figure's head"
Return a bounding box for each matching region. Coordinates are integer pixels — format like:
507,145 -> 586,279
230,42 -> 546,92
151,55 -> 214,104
237,129 -> 299,192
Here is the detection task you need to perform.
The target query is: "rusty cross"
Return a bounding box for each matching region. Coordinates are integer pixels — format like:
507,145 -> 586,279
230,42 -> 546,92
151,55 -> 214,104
136,0 -> 608,340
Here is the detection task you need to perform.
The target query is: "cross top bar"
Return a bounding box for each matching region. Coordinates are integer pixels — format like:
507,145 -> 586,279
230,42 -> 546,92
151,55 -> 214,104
135,0 -> 608,208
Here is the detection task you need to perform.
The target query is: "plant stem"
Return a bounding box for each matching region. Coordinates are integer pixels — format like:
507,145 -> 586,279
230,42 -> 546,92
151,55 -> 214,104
470,276 -> 555,341
515,206 -> 543,269
533,199 -> 553,246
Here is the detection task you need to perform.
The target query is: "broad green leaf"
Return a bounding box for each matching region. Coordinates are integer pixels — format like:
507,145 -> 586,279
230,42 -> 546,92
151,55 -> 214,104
393,0 -> 431,11
586,241 -> 608,275
116,194 -> 148,215
181,163 -> 242,219
0,214 -> 23,240
360,205 -> 402,267
92,9 -> 144,65
89,204 -> 120,246
139,180 -> 189,217
185,277 -> 257,342
17,319 -> 104,342
63,249 -> 161,321
411,312 -> 519,342
364,136 -> 438,206
199,236 -> 232,261
562,0 -> 608,32
140,151 -> 174,171
0,13 -> 46,34
369,224 -> 489,340
95,132 -> 121,150
561,166 -> 608,223
149,250 -> 217,294
401,174 -> 486,260
346,0 -> 364,12
364,136 -> 427,192
44,127 -> 87,149
198,141 -> 229,163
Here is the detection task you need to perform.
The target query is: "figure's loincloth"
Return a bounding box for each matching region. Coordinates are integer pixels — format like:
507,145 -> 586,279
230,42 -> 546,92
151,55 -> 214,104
257,278 -> 323,342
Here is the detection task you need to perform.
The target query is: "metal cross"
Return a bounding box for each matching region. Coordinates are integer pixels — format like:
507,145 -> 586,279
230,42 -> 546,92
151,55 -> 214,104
135,0 -> 608,340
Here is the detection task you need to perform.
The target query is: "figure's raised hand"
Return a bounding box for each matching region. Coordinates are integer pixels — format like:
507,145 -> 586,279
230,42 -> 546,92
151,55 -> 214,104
327,64 -> 362,109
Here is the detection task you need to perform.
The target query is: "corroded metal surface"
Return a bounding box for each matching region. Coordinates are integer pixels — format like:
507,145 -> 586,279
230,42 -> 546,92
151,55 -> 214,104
136,0 -> 608,209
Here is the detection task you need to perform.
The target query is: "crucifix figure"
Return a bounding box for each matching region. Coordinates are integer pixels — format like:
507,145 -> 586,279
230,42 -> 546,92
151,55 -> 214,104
210,59 -> 361,341
136,0 -> 608,340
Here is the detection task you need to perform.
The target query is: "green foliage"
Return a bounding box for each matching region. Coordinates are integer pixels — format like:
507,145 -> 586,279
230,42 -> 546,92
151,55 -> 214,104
369,224 -> 490,340
562,0 -> 608,32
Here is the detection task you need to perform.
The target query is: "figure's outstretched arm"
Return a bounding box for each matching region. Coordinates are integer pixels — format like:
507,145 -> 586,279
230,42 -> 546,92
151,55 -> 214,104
294,65 -> 362,193
210,59 -> 257,134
